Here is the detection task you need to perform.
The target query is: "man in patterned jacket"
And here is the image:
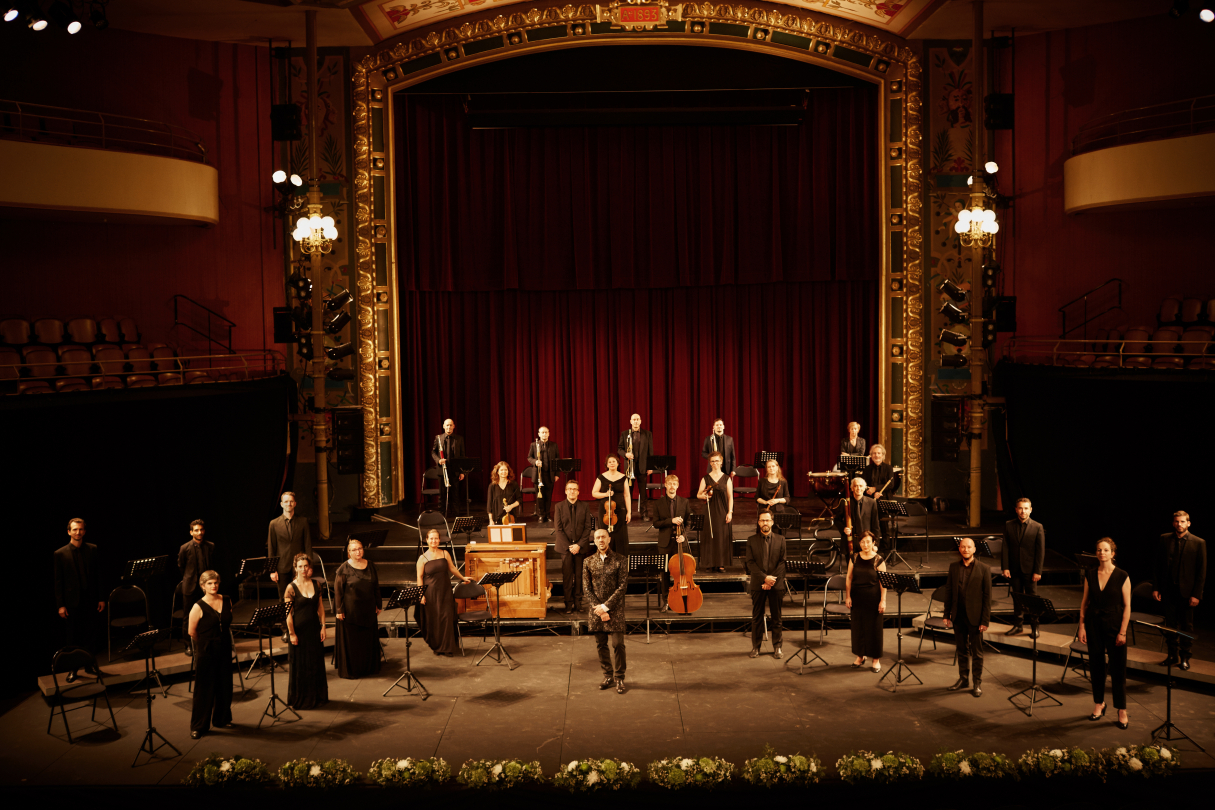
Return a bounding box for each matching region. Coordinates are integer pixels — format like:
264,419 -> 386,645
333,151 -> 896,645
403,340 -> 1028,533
584,529 -> 629,694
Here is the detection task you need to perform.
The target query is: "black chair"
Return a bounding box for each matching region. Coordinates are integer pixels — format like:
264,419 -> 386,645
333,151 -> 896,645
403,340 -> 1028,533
417,509 -> 452,548
169,583 -> 188,651
421,466 -> 442,509
1059,628 -> 1093,684
733,465 -> 759,500
819,574 -> 849,644
310,553 -> 335,615
916,584 -> 957,664
453,581 -> 492,655
519,466 -> 538,515
107,584 -> 150,661
46,647 -> 117,743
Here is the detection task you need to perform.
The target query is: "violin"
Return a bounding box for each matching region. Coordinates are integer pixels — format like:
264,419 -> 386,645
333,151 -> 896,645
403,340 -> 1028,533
501,513 -> 515,525
603,485 -> 618,532
666,517 -> 703,613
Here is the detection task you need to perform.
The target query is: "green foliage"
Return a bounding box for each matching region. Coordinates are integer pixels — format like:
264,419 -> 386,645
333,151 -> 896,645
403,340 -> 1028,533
277,758 -> 360,788
455,759 -> 545,789
182,753 -> 275,787
647,756 -> 733,789
551,758 -> 642,792
836,750 -> 924,784
741,745 -> 823,787
367,756 -> 451,787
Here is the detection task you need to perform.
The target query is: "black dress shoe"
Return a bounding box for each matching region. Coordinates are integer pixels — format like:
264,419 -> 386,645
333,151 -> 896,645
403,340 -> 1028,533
749,648 -> 760,658
599,675 -> 614,690
65,671 -> 78,684
972,683 -> 983,698
1088,704 -> 1107,721
1116,717 -> 1130,730
947,677 -> 969,692
190,731 -> 201,740
563,606 -> 574,615
1006,624 -> 1024,636
185,645 -> 193,658
1029,626 -> 1040,640
1159,654 -> 1180,668
1178,657 -> 1191,671
615,678 -> 627,694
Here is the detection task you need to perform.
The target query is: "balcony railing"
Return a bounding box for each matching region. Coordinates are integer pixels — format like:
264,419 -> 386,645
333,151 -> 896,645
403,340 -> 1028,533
1073,94 -> 1215,156
1003,336 -> 1213,370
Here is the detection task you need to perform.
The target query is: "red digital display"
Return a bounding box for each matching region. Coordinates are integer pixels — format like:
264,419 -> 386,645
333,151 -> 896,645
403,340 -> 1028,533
619,6 -> 661,24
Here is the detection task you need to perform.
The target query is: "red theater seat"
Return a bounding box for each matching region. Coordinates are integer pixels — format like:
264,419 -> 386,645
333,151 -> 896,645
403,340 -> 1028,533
1120,329 -> 1152,369
65,318 -> 98,344
0,347 -> 20,381
33,318 -> 66,346
17,380 -> 52,394
118,317 -> 140,344
97,318 -> 122,343
1180,298 -> 1203,325
22,347 -> 58,378
0,319 -> 31,346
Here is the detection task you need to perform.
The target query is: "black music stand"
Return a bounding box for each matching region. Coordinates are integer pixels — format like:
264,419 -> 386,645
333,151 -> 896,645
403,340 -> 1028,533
1138,621 -> 1205,752
784,560 -> 828,674
754,451 -> 784,468
237,556 -> 279,677
877,571 -> 923,690
449,458 -> 480,516
1007,592 -> 1062,715
629,554 -> 668,642
684,513 -> 705,552
452,516 -> 478,544
250,603 -> 300,728
476,571 -> 521,670
121,556 -> 170,691
124,554 -> 169,582
645,455 -> 675,510
553,457 -> 582,480
878,500 -> 916,570
124,628 -> 180,767
839,453 -> 867,475
383,585 -> 428,699
350,528 -> 390,551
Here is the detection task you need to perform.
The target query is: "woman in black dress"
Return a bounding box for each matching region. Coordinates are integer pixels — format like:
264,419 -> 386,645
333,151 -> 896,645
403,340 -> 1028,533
416,529 -> 471,656
285,553 -> 328,709
187,570 -> 232,739
591,454 -> 631,556
1079,537 -> 1132,729
486,461 -> 522,525
697,451 -> 734,572
334,537 -> 382,679
846,531 -> 887,673
757,460 -> 790,514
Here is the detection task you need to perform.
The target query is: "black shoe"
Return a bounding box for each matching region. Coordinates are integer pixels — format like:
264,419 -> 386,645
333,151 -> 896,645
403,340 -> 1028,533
190,731 -> 201,740
659,602 -> 669,613
615,678 -> 627,694
749,648 -> 760,659
1159,654 -> 1180,668
1089,704 -> 1107,721
947,677 -> 969,692
1116,717 -> 1130,730
1006,624 -> 1024,636
773,648 -> 783,660
185,645 -> 193,658
1178,656 -> 1191,671
1029,626 -> 1039,640
599,675 -> 614,690
972,682 -> 983,698
65,671 -> 78,684
563,606 -> 574,615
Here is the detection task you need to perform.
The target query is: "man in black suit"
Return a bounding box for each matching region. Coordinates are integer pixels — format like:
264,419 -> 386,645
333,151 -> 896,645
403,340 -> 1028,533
527,426 -> 560,524
431,417 -> 467,514
618,413 -> 654,518
702,418 -> 737,476
53,518 -> 105,680
1002,497 -> 1045,638
653,474 -> 692,612
745,511 -> 786,659
944,537 -> 992,697
267,491 -> 312,617
1153,510 -> 1206,670
554,480 -> 593,614
838,477 -> 881,553
177,519 -> 214,656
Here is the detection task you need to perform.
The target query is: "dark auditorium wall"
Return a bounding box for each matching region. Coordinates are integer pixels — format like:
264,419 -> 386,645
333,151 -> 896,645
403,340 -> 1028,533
990,14 -> 1215,340
1,26 -> 284,351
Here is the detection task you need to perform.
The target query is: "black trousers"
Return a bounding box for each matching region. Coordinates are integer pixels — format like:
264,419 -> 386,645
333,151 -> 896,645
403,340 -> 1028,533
594,631 -> 626,678
62,604 -> 98,654
1086,623 -> 1128,710
561,550 -> 589,608
955,616 -> 984,681
1009,568 -> 1039,625
190,638 -> 233,733
750,586 -> 783,648
534,475 -> 557,519
1161,586 -> 1195,654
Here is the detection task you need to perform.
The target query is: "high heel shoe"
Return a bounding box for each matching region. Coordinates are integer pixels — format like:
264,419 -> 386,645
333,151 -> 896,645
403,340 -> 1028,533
1116,715 -> 1129,730
851,657 -> 865,669
1088,704 -> 1106,721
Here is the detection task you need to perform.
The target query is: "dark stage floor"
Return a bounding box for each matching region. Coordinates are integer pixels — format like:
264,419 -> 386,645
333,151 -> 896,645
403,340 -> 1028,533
10,629 -> 1214,787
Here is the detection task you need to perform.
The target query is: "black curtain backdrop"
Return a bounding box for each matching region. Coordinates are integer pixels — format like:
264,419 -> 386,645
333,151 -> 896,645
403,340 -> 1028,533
394,88 -> 878,501
4,377 -> 293,695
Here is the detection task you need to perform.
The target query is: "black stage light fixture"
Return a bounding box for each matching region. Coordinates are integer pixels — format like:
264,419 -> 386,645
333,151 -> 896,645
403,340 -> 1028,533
326,368 -> 356,382
982,320 -> 998,348
982,261 -> 1001,289
48,1 -> 80,33
941,353 -> 968,368
940,328 -> 968,348
940,301 -> 969,325
324,309 -> 351,335
295,333 -> 314,360
326,289 -> 353,311
325,342 -> 355,361
291,304 -> 312,331
287,272 -> 312,299
89,1 -> 108,29
938,279 -> 968,303
26,0 -> 46,30
4,7 -> 19,23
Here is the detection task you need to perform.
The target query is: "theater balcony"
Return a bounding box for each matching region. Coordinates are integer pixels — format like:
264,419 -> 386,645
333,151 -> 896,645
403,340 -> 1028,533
0,99 -> 218,225
1064,94 -> 1215,213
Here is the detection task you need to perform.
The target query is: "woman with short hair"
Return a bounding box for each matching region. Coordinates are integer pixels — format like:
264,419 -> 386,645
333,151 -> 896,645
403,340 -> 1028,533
187,570 -> 232,738
334,537 -> 382,679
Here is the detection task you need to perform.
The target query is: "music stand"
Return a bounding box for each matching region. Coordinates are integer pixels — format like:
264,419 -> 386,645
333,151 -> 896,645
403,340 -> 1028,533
684,513 -> 705,552
249,603 -> 300,728
124,628 -> 180,767
1137,621 -> 1205,752
877,500 -> 916,570
629,554 -> 668,643
877,572 -> 923,690
476,571 -> 521,670
449,458 -> 481,516
754,451 -> 784,468
236,556 -> 279,676
382,585 -> 428,699
645,455 -> 675,511
839,453 -> 867,474
1006,592 -> 1062,715
350,528 -> 390,550
784,560 -> 828,673
452,516 -> 478,544
124,555 -> 169,582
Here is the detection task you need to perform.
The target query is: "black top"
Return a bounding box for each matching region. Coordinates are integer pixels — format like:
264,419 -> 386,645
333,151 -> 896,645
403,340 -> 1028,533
841,437 -> 867,457
526,440 -> 560,483
431,433 -> 466,465
334,561 -> 381,628
1155,532 -> 1207,601
267,514 -> 313,580
862,462 -> 899,499
486,480 -> 522,523
702,433 -> 737,475
177,539 -> 215,596
757,478 -> 788,510
1084,566 -> 1129,632
617,429 -> 654,479
53,542 -> 101,609
596,473 -> 628,507
195,596 -> 232,645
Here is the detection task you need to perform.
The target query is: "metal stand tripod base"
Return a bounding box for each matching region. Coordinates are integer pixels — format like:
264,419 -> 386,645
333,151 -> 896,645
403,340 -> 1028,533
129,668 -> 168,698
133,726 -> 180,767
476,584 -> 520,670
258,693 -> 300,728
1151,721 -> 1206,752
878,658 -> 923,690
1008,685 -> 1062,716
884,548 -> 916,570
786,645 -> 828,674
384,639 -> 429,699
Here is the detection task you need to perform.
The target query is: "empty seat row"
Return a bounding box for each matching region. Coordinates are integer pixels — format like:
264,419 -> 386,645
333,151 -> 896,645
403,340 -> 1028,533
1157,295 -> 1215,328
0,344 -> 249,395
1055,325 -> 1215,370
0,317 -> 139,347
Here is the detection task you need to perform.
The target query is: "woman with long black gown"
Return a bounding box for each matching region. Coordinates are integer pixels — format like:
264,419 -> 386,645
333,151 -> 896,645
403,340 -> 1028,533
486,461 -> 522,525
1079,537 -> 1132,729
334,537 -> 382,679
846,531 -> 887,673
416,529 -> 471,656
697,451 -> 734,572
188,570 -> 232,739
591,454 -> 631,556
285,553 -> 328,709
757,460 -> 791,514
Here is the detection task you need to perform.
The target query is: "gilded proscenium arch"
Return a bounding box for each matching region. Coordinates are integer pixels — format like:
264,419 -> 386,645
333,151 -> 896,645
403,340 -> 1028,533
352,2 -> 925,507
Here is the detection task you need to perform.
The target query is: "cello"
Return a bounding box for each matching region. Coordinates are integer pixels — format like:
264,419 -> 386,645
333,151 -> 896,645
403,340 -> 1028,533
666,517 -> 703,613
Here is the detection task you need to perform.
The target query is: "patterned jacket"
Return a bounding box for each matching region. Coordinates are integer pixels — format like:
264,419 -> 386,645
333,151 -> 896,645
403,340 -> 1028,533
583,550 -> 628,633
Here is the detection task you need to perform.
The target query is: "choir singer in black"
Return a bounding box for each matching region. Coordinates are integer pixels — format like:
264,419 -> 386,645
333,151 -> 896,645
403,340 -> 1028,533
177,519 -> 214,656
944,537 -> 992,698
702,418 -> 737,476
53,518 -> 104,681
841,421 -> 866,457
1153,510 -> 1206,671
527,426 -> 560,524
1079,538 -> 1130,729
554,480 -> 593,615
431,418 -> 466,513
618,413 -> 654,519
653,474 -> 691,612
1002,498 -> 1045,638
745,511 -> 786,659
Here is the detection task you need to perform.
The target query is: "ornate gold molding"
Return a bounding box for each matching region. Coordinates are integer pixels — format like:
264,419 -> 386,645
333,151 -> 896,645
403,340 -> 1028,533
351,65 -> 381,508
902,54 -> 924,498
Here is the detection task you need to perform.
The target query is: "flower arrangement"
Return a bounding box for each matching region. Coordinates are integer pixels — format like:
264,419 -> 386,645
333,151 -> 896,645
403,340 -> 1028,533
182,753 -> 275,787
1017,746 -> 1098,779
927,750 -> 1018,780
368,756 -> 452,787
647,756 -> 734,789
552,758 -> 642,792
1100,745 -> 1179,779
277,758 -> 361,788
741,745 -> 823,787
836,750 -> 924,784
456,759 -> 545,789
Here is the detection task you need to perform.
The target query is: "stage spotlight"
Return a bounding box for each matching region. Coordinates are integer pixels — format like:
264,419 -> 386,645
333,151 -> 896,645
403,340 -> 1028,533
327,368 -> 356,382
295,334 -> 314,360
940,329 -> 968,348
326,289 -> 353,311
984,161 -> 999,174
938,279 -> 968,303
272,170 -> 286,184
324,309 -> 351,335
941,353 -> 968,368
982,261 -> 1001,289
4,8 -> 19,23
89,1 -> 108,29
287,272 -> 312,298
1202,8 -> 1214,21
30,14 -> 46,30
1169,0 -> 1189,17
326,342 -> 355,361
940,301 -> 969,325
49,1 -> 80,33
291,305 -> 312,331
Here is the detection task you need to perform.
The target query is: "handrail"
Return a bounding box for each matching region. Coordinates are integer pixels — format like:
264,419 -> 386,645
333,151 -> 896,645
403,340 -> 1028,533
0,98 -> 207,164
1003,336 -> 1213,369
1073,94 -> 1215,156
172,295 -> 236,356
1,349 -> 287,384
1058,278 -> 1124,339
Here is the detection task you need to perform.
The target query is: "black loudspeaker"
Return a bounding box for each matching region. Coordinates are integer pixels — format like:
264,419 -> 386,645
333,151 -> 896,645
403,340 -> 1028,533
984,93 -> 1014,130
331,406 -> 363,474
931,395 -> 964,463
272,307 -> 294,344
271,103 -> 303,141
990,296 -> 1017,332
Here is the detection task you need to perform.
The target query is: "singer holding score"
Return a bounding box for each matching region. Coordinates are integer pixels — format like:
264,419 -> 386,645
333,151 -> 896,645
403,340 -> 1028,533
527,427 -> 560,525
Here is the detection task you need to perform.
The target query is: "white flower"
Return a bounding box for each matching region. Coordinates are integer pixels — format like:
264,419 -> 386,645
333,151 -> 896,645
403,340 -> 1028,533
567,761 -> 578,772
587,771 -> 600,784
621,763 -> 632,772
1115,748 -> 1127,757
871,759 -> 883,771
220,761 -> 232,772
774,756 -> 788,764
680,758 -> 694,769
810,762 -> 818,772
491,764 -> 503,777
1160,748 -> 1172,760
1129,758 -> 1143,771
309,765 -> 321,777
1049,749 -> 1063,759
959,761 -> 972,775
